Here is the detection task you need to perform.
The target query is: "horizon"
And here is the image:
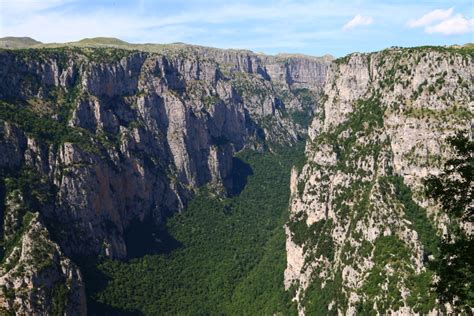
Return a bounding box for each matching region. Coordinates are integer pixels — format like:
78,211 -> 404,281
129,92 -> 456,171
1,35 -> 473,59
0,0 -> 473,57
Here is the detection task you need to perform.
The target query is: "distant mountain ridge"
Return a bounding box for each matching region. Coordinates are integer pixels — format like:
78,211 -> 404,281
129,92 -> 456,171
0,36 -> 334,60
0,36 -> 42,48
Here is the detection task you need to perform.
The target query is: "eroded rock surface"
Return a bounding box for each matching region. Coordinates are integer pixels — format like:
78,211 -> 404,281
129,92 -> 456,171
285,47 -> 473,315
0,46 -> 330,314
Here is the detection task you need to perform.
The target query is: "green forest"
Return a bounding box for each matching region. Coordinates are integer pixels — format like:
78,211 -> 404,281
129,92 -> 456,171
85,142 -> 305,315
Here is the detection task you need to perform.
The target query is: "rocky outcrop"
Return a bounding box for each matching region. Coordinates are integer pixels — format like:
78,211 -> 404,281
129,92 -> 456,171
0,45 -> 329,314
285,46 -> 473,315
0,206 -> 86,315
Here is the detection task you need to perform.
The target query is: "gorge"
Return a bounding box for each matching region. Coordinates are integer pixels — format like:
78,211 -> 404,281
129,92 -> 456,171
0,37 -> 472,315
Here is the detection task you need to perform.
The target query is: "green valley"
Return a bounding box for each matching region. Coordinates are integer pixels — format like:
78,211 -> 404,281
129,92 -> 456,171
86,143 -> 305,315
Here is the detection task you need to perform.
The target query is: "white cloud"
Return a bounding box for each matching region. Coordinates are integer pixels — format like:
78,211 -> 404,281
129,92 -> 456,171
342,15 -> 373,30
426,14 -> 474,35
407,7 -> 473,35
407,8 -> 453,28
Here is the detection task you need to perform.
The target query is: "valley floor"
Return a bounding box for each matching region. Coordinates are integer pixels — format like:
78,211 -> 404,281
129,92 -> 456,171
84,142 -> 305,315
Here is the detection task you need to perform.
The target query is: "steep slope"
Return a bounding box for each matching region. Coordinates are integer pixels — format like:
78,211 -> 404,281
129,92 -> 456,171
285,46 -> 473,315
0,45 -> 329,314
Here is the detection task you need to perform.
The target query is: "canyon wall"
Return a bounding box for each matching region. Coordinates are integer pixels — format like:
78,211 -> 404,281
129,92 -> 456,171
0,46 -> 330,314
285,46 -> 472,315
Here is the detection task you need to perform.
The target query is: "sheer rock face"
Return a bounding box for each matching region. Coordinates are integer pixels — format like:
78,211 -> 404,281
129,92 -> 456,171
162,46 -> 333,93
285,48 -> 473,315
0,47 -> 329,314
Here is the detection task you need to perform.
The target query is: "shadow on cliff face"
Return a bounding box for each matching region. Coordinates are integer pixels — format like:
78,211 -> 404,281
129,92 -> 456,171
124,156 -> 253,258
78,218 -> 181,315
79,257 -> 143,316
0,179 -> 4,260
124,218 -> 182,259
124,156 -> 253,259
229,157 -> 253,196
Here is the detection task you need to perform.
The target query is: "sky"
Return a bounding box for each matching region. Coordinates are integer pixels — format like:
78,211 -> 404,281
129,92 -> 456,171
0,0 -> 473,57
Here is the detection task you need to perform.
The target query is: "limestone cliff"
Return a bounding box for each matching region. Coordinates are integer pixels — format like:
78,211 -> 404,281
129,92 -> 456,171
285,46 -> 473,315
0,45 -> 329,314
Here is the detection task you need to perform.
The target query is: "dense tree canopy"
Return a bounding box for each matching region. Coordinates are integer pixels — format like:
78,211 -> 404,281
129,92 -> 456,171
425,132 -> 474,312
83,142 -> 304,315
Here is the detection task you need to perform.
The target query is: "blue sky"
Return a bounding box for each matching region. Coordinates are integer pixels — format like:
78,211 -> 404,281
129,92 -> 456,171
0,0 -> 473,57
